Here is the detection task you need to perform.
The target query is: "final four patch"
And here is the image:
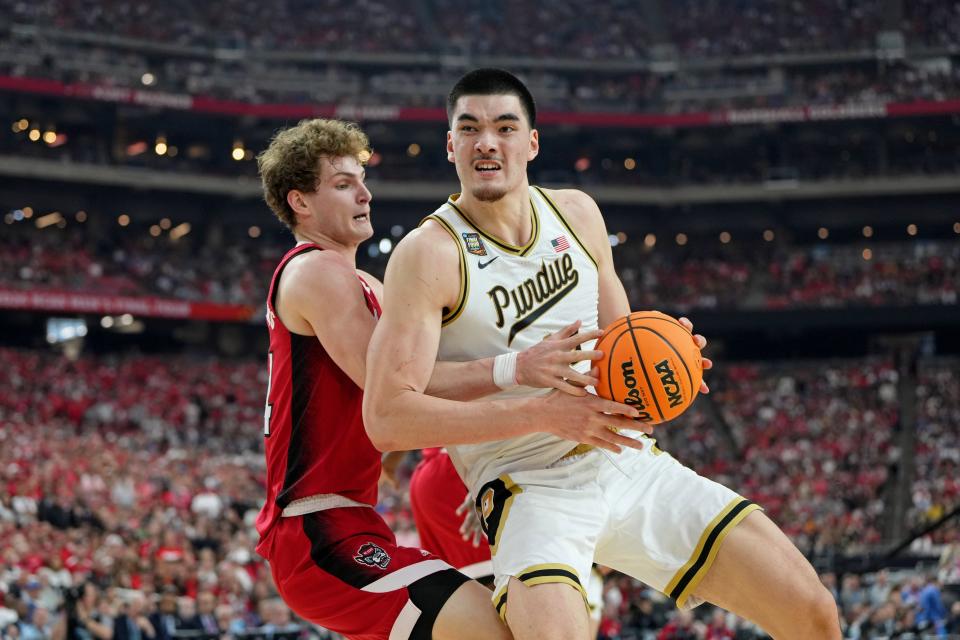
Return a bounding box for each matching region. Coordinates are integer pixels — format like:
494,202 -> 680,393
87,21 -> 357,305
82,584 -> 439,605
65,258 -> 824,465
462,232 -> 487,256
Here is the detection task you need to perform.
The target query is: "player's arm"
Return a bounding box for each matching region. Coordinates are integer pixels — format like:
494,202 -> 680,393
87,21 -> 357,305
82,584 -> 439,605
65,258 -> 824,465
358,271 -> 600,400
363,224 -> 645,452
546,188 -> 712,391
276,250 -> 378,388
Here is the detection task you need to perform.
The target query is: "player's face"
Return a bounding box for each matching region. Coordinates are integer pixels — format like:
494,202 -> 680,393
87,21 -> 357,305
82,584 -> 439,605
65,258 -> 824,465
447,94 -> 539,203
299,155 -> 373,244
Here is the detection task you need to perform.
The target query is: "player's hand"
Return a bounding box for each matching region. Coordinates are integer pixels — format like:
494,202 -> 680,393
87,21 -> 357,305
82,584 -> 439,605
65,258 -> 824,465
455,492 -> 484,548
538,390 -> 651,454
678,316 -> 712,394
515,320 -> 603,396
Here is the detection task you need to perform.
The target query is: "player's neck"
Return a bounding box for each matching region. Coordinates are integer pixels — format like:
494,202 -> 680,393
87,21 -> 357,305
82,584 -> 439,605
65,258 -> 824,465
457,183 -> 532,247
294,230 -> 358,268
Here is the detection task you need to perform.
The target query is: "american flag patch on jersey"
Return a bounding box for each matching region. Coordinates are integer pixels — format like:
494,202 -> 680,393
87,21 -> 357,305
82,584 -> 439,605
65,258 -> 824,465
551,235 -> 570,252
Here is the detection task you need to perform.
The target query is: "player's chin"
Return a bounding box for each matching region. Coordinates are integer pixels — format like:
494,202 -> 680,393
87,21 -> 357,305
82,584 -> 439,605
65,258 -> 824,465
471,185 -> 507,202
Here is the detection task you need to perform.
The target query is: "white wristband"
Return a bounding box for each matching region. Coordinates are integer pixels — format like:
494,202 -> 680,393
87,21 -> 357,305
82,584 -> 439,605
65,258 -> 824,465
493,352 -> 519,390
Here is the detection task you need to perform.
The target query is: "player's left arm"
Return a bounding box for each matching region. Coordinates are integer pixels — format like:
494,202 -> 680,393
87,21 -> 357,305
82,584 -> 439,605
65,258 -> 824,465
543,188 -> 711,392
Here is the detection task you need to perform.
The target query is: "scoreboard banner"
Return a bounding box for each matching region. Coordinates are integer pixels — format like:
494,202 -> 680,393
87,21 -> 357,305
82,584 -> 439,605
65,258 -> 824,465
0,288 -> 255,322
2,74 -> 960,128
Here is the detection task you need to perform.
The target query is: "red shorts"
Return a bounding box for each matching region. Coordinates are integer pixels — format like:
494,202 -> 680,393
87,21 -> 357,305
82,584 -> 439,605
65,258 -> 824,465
257,506 -> 469,640
409,450 -> 491,577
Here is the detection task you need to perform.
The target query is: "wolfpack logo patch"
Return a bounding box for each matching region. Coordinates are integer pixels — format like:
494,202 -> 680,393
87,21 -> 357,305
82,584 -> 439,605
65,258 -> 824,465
462,232 -> 487,256
354,542 -> 391,569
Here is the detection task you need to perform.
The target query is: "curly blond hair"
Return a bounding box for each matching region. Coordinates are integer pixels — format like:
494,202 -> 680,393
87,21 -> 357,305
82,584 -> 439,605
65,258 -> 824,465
257,119 -> 370,230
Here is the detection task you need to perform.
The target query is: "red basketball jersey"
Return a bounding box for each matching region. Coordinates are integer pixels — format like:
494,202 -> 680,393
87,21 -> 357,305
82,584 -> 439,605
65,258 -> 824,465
256,243 -> 382,540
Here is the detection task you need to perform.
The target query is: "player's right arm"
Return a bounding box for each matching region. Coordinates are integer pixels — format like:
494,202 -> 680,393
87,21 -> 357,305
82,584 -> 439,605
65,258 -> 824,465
363,223 -> 647,453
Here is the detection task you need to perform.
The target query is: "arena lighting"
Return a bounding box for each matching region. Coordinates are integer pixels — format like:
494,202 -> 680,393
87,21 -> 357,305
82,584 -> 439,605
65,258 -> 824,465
357,149 -> 372,163
954,222 -> 960,234
35,212 -> 63,229
862,248 -> 873,261
644,233 -> 656,248
120,314 -> 134,326
12,211 -> 23,222
719,231 -> 732,244
390,224 -> 404,237
155,136 -> 168,155
159,218 -> 171,230
608,234 -> 619,247
13,118 -> 28,131
117,214 -> 130,227
231,147 -> 245,161
4,214 -> 14,224
22,207 -> 33,218
818,227 -> 829,240
100,316 -> 114,329
28,128 -> 40,142
75,211 -> 87,222
166,145 -> 178,157
675,233 -> 688,246
907,223 -> 918,236
141,72 -> 156,86
48,133 -> 68,148
406,143 -> 421,157
624,158 -> 636,170
149,225 -> 161,237
170,222 -> 191,239
379,238 -> 393,254
616,232 -> 627,244
367,244 -> 380,258
367,151 -> 382,167
42,130 -> 56,144
574,157 -> 590,172
248,225 -> 261,238
763,229 -> 775,241
863,225 -> 874,238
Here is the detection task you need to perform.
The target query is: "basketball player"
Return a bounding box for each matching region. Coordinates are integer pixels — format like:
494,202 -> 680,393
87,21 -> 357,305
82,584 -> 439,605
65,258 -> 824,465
363,70 -> 841,639
254,118 -> 614,640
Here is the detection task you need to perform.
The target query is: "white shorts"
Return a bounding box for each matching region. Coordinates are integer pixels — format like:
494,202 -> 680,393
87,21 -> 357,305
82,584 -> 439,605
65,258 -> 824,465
474,436 -> 760,620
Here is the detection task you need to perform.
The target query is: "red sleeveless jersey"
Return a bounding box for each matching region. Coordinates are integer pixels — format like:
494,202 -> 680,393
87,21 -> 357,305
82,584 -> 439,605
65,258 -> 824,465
256,243 -> 382,539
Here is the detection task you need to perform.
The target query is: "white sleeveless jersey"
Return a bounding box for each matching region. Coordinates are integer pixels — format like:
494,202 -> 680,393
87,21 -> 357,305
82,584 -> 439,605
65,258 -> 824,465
422,186 -> 600,492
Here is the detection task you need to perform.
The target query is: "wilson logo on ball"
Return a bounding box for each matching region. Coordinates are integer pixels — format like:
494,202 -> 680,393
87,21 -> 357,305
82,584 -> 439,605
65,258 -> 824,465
620,358 -> 653,422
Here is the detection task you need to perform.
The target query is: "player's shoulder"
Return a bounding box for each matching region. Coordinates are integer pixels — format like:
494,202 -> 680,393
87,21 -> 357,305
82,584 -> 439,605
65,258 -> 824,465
280,247 -> 357,294
537,187 -> 605,233
392,219 -> 461,266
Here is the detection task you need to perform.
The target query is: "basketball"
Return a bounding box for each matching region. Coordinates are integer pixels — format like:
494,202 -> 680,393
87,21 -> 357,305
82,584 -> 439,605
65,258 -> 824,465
595,311 -> 703,424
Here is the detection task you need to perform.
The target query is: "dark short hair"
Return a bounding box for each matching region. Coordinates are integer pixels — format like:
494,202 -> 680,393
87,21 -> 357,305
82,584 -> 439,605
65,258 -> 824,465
447,68 -> 537,128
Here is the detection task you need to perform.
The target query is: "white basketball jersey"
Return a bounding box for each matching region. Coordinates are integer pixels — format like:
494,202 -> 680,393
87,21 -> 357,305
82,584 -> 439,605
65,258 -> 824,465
422,186 -> 600,492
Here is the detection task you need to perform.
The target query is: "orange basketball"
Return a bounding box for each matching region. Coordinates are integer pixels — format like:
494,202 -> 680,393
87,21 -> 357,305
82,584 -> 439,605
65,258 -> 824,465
595,311 -> 703,424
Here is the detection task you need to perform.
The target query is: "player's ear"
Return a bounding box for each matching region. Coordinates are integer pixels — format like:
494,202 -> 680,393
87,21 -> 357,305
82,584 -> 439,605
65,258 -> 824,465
446,131 -> 455,163
287,190 -> 310,219
528,128 -> 539,162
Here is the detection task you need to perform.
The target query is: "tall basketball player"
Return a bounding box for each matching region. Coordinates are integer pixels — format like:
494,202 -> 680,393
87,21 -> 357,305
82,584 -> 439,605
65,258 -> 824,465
363,70 -> 841,640
254,118 -> 605,640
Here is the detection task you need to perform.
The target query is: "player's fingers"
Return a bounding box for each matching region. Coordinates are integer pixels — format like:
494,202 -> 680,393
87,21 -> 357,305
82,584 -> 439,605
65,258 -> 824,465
565,349 -> 604,363
563,369 -> 599,388
586,435 -> 622,454
559,328 -> 603,350
551,379 -> 588,397
678,316 -> 693,332
590,397 -> 640,419
702,357 -> 713,370
545,319 -> 582,341
700,381 -> 710,394
693,333 -> 707,349
598,429 -> 647,451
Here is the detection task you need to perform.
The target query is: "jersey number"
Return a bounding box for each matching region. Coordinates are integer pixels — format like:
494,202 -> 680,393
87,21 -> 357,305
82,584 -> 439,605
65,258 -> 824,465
264,351 -> 274,437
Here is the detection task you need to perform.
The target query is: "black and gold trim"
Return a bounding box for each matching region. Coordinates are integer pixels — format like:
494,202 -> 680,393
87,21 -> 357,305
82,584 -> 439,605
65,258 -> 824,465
447,195 -> 540,257
665,497 -> 761,607
475,474 -> 522,555
532,186 -> 599,269
492,563 -> 588,622
419,214 -> 469,326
